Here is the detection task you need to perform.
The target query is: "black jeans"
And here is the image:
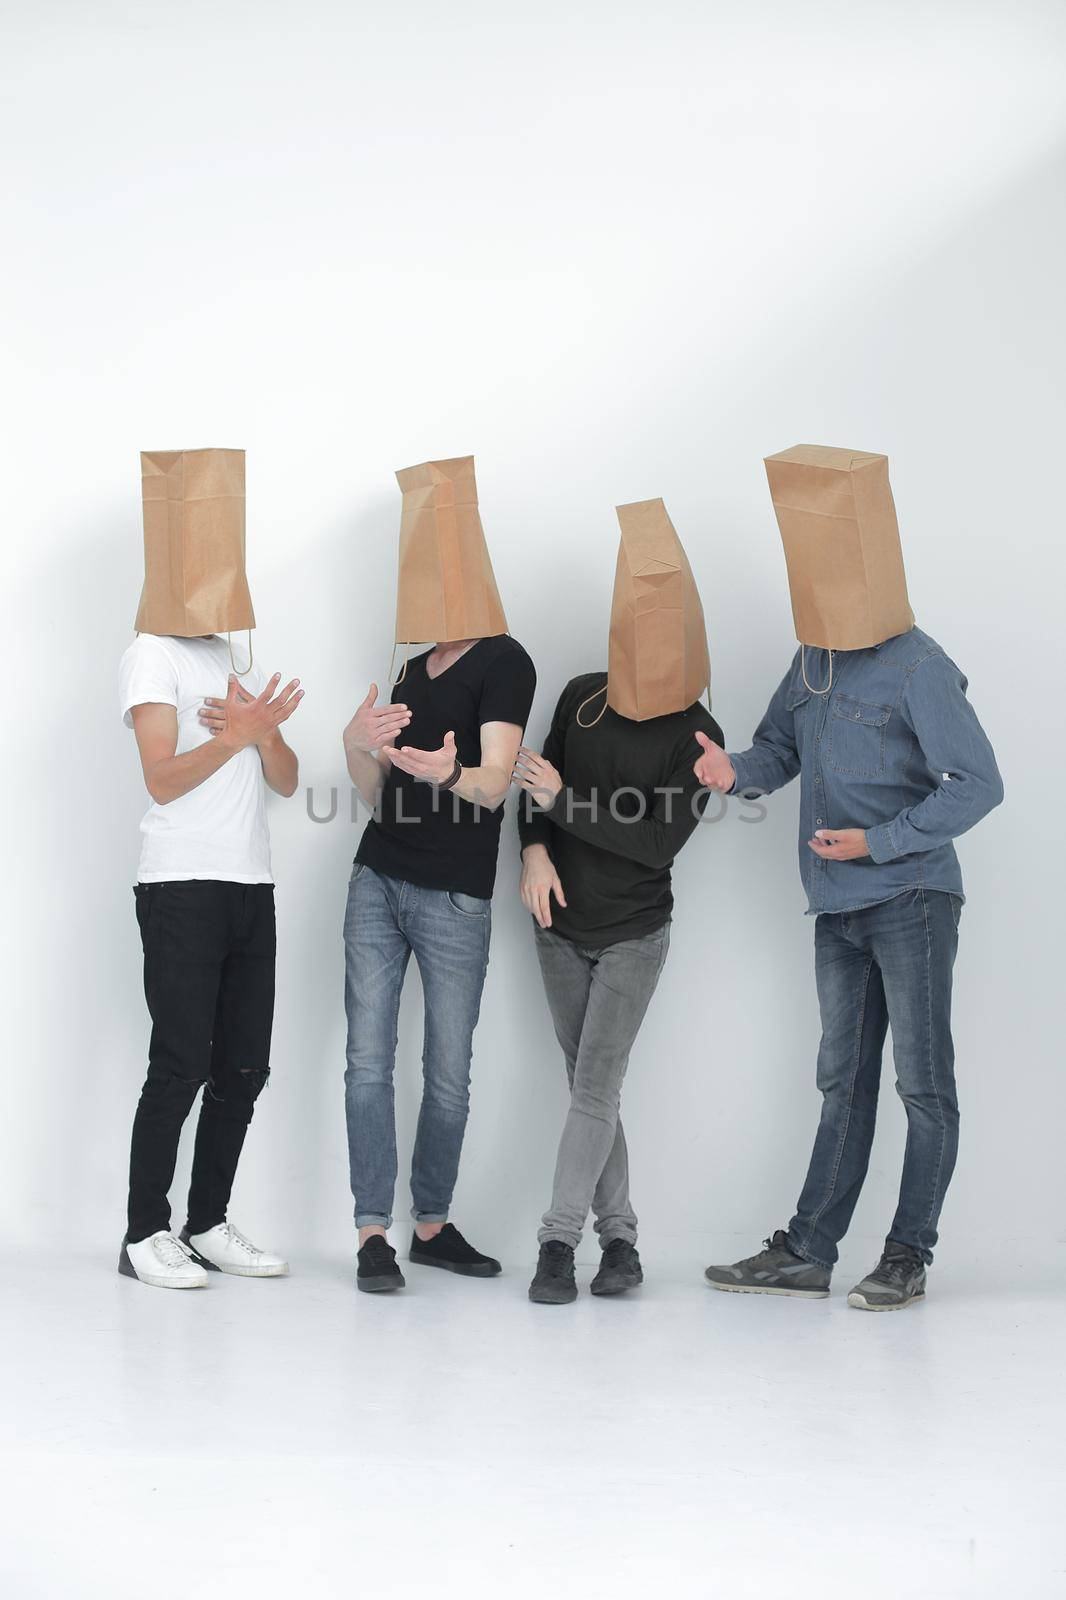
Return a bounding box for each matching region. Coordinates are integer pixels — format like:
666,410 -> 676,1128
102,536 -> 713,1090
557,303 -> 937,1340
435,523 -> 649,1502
127,881 -> 276,1243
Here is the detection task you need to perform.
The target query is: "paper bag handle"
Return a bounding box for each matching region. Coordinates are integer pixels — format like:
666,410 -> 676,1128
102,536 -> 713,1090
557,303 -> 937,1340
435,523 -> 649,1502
575,683 -> 609,728
227,631 -> 254,677
389,641 -> 410,688
801,646 -> 833,696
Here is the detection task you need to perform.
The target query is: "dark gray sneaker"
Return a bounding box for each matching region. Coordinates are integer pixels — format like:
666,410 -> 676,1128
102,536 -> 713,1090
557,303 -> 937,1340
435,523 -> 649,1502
848,1241 -> 926,1311
590,1238 -> 643,1296
704,1230 -> 831,1298
529,1241 -> 578,1304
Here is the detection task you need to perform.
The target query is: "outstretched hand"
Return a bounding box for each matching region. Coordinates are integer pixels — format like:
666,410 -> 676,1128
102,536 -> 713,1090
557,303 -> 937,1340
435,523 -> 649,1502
382,729 -> 458,785
200,673 -> 304,749
693,730 -> 736,792
344,683 -> 412,753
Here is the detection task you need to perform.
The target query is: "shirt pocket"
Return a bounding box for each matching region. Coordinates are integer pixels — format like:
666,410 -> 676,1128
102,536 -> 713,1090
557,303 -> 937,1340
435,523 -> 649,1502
826,694 -> 892,776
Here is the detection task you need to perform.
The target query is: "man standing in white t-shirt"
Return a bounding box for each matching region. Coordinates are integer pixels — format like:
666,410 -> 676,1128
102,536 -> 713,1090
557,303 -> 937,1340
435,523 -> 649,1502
117,449 -> 304,1289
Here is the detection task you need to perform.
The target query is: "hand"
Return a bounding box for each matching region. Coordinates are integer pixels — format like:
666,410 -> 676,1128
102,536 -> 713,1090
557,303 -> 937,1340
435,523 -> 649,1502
520,846 -> 567,930
512,746 -> 563,808
200,674 -> 303,750
344,683 -> 411,753
381,729 -> 458,785
807,828 -> 871,861
693,730 -> 736,792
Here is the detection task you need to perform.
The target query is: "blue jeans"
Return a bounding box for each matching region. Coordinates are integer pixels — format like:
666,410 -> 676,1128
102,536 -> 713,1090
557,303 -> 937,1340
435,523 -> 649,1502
788,888 -> 962,1269
343,865 -> 491,1229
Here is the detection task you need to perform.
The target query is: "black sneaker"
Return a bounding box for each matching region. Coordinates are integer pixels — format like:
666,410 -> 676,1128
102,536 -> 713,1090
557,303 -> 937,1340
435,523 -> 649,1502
528,1240 -> 578,1304
847,1240 -> 927,1311
408,1222 -> 501,1278
590,1237 -> 643,1296
357,1234 -> 405,1293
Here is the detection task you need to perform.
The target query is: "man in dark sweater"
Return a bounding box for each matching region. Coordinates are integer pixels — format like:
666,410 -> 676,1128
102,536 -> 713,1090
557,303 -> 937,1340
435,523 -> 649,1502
513,499 -> 721,1303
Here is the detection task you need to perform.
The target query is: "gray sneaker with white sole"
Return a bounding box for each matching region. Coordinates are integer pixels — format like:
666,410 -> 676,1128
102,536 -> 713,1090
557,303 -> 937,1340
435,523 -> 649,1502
704,1230 -> 831,1298
847,1241 -> 926,1311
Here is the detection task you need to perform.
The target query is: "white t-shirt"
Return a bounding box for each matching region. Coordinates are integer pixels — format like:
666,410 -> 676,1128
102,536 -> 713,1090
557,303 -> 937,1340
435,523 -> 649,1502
119,634 -> 274,884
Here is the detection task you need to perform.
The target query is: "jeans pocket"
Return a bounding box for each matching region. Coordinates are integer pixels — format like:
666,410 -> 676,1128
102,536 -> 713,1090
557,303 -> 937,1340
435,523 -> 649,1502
446,890 -> 489,918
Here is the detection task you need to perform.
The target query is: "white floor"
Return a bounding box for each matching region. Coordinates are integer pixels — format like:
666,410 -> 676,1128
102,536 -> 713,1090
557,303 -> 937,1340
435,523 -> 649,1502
2,1242 -> 1062,1599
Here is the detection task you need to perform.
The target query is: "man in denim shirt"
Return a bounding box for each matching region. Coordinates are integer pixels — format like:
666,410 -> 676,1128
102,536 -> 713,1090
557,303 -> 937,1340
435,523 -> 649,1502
700,446 -> 1003,1310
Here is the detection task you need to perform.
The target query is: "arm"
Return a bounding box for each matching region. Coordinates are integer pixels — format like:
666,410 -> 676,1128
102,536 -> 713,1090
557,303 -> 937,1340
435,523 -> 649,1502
382,720 -> 523,811
723,666 -> 802,798
132,702 -> 240,805
516,686 -> 569,855
516,687 -> 570,927
136,672 -> 304,804
259,731 -> 299,798
516,724 -> 722,872
342,682 -> 412,809
864,654 -> 1004,862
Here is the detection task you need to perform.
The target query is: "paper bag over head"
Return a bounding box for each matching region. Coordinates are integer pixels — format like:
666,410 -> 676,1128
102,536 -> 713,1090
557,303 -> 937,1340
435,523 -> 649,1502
764,445 -> 913,651
135,448 -> 255,637
605,498 -> 710,722
394,456 -> 508,646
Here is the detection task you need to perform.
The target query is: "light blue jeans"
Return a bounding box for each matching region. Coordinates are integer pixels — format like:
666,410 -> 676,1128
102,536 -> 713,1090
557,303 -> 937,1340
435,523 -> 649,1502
343,864 -> 491,1229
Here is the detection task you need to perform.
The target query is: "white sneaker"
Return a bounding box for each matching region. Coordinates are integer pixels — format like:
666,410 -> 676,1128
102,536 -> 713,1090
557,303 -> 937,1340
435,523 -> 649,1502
182,1222 -> 289,1278
119,1230 -> 210,1289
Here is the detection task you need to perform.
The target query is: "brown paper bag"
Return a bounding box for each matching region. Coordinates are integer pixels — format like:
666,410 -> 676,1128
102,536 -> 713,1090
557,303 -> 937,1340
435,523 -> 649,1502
604,498 -> 710,721
394,456 -> 508,645
135,449 -> 255,636
764,445 -> 913,651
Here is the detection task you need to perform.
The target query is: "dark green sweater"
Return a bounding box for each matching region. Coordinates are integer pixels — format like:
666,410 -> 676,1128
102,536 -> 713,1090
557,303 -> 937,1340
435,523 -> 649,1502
517,672 -> 724,947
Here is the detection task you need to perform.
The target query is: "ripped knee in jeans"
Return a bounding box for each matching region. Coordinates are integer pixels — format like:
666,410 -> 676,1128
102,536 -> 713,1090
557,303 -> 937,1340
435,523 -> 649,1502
205,1065 -> 270,1106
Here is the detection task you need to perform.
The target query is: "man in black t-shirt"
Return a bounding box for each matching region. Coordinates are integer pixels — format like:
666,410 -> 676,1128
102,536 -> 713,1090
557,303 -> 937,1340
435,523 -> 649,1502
341,457 -> 536,1293
513,498 -> 717,1305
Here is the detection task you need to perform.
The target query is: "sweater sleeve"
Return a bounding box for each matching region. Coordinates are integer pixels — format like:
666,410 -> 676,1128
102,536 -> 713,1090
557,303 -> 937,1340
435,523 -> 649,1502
516,681 -> 571,856
546,714 -> 724,870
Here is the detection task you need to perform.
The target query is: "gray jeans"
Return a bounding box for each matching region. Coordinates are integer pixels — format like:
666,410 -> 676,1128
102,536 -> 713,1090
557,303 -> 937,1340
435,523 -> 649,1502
534,921 -> 671,1250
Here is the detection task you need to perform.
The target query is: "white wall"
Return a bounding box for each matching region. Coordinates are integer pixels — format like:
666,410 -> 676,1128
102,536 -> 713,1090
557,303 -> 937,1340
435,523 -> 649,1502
3,0 -> 1064,1263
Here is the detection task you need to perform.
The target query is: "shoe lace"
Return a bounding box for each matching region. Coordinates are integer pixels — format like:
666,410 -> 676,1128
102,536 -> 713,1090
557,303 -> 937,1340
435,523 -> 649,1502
602,1238 -> 630,1265
871,1249 -> 920,1286
740,1230 -> 792,1269
220,1223 -> 259,1256
541,1241 -> 572,1274
153,1233 -> 194,1268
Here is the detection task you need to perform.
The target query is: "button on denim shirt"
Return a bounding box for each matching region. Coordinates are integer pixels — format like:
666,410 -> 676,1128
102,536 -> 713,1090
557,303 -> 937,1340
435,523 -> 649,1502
729,627 -> 1004,915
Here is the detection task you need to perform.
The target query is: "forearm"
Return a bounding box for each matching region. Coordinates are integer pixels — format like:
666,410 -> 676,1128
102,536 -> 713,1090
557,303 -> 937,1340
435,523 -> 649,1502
260,732 -> 299,798
452,762 -> 510,810
345,741 -> 387,809
729,742 -> 800,798
521,841 -> 553,864
144,737 -> 238,805
548,785 -> 701,869
866,769 -> 1004,861
517,790 -> 555,853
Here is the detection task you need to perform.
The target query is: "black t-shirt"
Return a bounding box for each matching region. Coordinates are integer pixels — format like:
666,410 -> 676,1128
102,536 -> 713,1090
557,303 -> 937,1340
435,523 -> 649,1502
357,634 -> 536,899
517,672 -> 724,947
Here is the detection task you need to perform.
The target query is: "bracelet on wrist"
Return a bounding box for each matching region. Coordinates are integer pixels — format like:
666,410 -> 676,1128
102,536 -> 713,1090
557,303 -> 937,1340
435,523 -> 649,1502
437,757 -> 463,792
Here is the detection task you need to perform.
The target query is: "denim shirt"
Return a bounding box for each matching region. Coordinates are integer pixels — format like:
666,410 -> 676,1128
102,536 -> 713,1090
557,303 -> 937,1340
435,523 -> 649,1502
729,627 -> 1003,915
